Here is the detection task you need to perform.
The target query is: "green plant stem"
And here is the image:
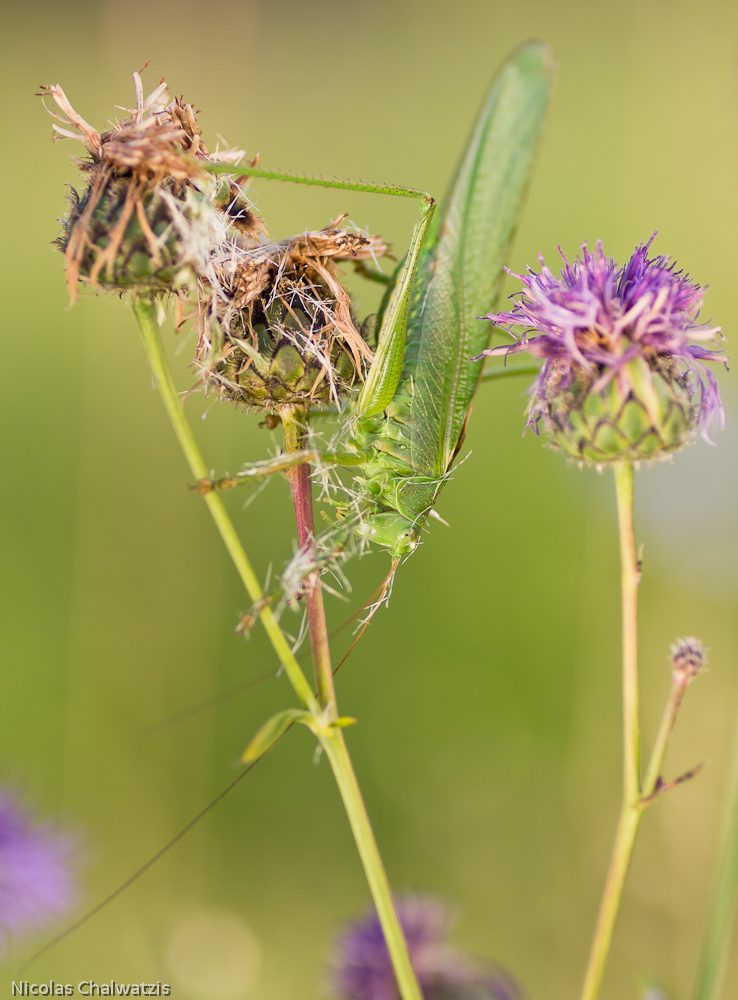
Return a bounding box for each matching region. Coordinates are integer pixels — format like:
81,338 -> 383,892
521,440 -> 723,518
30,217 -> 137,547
641,678 -> 689,801
580,804 -> 641,1000
580,460 -> 641,1000
132,296 -> 423,1000
280,407 -> 423,1000
132,296 -> 318,713
321,732 -> 423,1000
580,462 -> 700,1000
616,460 -> 641,806
580,678 -> 690,1000
692,692 -> 738,1000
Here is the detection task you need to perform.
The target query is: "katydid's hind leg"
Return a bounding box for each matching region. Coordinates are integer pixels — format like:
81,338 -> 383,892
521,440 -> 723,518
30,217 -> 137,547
206,161 -> 434,206
331,560 -> 399,675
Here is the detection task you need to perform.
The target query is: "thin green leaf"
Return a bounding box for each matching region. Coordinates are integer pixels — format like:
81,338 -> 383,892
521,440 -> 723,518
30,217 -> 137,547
692,699 -> 738,1000
241,708 -> 309,764
333,716 -> 358,728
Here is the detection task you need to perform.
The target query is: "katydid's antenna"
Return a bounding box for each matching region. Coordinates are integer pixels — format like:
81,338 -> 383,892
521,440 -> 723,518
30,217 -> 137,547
333,561 -> 398,675
19,749 -> 275,973
151,579 -> 390,731
21,575 -> 390,971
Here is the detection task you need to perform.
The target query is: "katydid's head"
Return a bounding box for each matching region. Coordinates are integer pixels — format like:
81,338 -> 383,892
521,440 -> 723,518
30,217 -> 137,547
40,72 -> 263,299
359,512 -> 418,558
196,220 -> 388,411
478,236 -> 727,465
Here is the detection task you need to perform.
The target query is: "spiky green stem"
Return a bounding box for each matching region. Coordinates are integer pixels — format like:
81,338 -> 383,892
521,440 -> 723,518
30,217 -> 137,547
133,297 -> 422,1000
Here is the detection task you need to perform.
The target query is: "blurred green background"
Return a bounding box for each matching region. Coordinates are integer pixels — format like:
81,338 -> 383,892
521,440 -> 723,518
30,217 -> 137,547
2,1 -> 738,997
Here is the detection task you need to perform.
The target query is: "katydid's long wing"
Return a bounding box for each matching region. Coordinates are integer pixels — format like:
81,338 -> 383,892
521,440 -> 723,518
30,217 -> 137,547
406,41 -> 553,479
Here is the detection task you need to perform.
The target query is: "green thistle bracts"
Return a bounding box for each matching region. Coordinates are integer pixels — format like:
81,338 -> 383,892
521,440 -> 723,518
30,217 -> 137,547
545,357 -> 694,464
197,226 -> 387,412
480,237 -> 726,465
213,289 -> 359,408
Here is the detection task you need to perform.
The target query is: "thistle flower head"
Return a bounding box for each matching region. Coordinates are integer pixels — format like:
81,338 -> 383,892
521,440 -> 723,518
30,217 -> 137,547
40,70 -> 262,298
479,236 -> 727,464
0,791 -> 76,952
196,214 -> 389,411
330,897 -> 519,1000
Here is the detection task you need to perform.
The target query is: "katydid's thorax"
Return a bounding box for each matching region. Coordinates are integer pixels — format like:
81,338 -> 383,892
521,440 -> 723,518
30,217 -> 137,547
351,373 -> 448,531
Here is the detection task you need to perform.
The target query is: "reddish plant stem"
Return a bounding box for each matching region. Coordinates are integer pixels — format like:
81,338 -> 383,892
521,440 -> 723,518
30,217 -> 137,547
282,408 -> 337,715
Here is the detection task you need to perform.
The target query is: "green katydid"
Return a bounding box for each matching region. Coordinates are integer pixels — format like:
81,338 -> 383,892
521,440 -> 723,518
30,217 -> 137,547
201,41 -> 553,584
29,44 -> 552,983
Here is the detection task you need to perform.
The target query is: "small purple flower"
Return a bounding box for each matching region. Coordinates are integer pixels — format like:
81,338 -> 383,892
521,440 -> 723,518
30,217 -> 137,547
0,791 -> 77,952
478,236 -> 727,463
330,896 -> 519,1000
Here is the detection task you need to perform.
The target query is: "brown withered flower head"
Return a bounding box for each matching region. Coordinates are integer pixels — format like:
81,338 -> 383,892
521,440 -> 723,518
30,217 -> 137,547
195,214 -> 389,410
39,69 -> 263,299
42,69 -> 390,409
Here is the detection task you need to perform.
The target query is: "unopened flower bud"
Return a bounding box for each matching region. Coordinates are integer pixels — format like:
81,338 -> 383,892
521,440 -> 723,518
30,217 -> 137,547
670,637 -> 706,685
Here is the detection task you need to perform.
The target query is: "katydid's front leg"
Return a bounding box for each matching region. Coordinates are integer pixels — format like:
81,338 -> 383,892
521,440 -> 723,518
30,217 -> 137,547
197,447 -> 370,494
203,160 -> 437,418
356,192 -> 435,416
353,259 -> 394,284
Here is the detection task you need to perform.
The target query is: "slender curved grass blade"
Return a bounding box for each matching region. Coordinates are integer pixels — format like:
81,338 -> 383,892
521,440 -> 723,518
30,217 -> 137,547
692,701 -> 738,1000
408,41 -> 554,477
241,708 -> 308,763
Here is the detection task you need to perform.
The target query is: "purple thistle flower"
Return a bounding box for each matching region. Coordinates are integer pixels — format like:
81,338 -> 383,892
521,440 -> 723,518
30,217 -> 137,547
478,236 -> 727,463
0,790 -> 77,952
330,897 -> 520,1000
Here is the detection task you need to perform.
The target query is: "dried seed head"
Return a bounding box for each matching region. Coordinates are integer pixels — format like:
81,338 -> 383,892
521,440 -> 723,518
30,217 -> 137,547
670,637 -> 707,684
196,215 -> 389,410
478,237 -> 727,465
40,71 -> 263,298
